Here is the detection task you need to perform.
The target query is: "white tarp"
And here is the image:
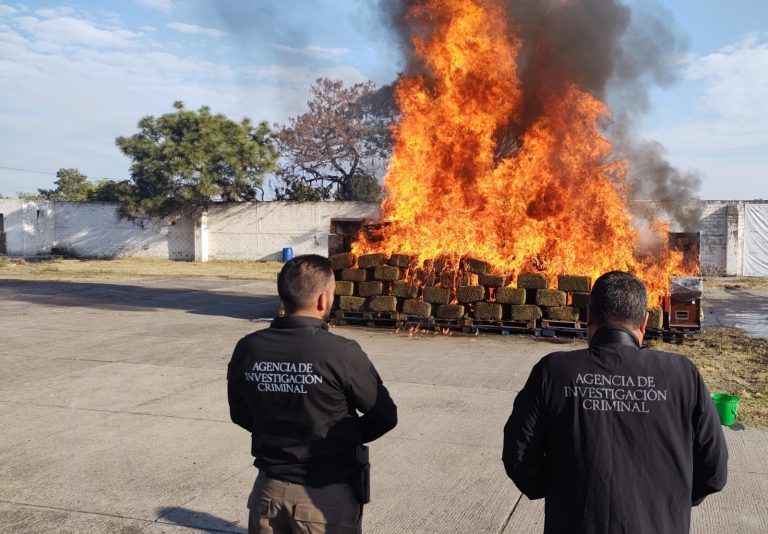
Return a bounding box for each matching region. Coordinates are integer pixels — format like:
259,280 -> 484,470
744,204 -> 768,276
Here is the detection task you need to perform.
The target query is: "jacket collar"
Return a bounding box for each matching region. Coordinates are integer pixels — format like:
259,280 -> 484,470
270,315 -> 329,330
589,326 -> 641,348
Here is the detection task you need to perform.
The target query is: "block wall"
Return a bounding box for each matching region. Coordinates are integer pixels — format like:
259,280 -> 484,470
53,202 -> 195,260
207,201 -> 380,261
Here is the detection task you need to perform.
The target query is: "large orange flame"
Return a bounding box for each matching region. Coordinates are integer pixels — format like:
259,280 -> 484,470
352,0 -> 695,305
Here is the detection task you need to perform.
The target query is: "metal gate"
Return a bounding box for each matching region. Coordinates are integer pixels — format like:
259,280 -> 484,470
744,204 -> 768,276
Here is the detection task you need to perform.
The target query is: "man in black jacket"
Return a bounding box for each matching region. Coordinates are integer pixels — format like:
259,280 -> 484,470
228,255 -> 397,534
503,271 -> 727,534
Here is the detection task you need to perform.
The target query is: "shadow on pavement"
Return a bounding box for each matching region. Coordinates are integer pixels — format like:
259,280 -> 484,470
155,506 -> 246,533
0,279 -> 280,320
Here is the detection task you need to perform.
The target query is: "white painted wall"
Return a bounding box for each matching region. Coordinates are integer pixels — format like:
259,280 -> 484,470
53,202 -> 195,260
0,198 -> 54,256
207,201 -> 380,261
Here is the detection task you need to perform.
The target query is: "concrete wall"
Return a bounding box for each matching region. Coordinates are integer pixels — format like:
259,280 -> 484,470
53,202 -> 195,260
207,201 -> 380,261
0,198 -> 54,256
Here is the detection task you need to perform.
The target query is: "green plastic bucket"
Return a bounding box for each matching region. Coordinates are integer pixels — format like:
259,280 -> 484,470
711,393 -> 740,426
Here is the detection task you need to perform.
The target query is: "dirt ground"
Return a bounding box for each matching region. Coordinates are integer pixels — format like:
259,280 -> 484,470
0,257 -> 282,281
705,277 -> 768,291
647,328 -> 768,427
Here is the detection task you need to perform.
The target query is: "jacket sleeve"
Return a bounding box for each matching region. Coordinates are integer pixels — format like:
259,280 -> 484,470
502,359 -> 548,499
691,367 -> 728,505
227,340 -> 253,433
345,341 -> 398,443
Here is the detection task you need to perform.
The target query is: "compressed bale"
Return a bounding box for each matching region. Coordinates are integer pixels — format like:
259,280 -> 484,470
330,252 -> 355,271
436,304 -> 465,320
415,268 -> 436,287
432,258 -> 449,273
357,253 -> 386,269
392,280 -> 418,299
495,287 -> 526,305
461,273 -> 476,286
509,305 -> 543,321
474,302 -> 503,321
388,254 -> 413,268
373,265 -> 401,281
334,281 -> 355,296
403,299 -> 432,317
367,295 -> 398,312
479,274 -> 505,288
536,289 -> 567,307
557,275 -> 592,293
546,306 -> 581,322
647,307 -> 664,330
357,281 -> 384,297
340,268 -> 369,282
423,286 -> 451,305
464,258 -> 489,275
571,292 -> 591,309
439,270 -> 459,288
457,285 -> 486,304
339,296 -> 366,311
517,272 -> 548,289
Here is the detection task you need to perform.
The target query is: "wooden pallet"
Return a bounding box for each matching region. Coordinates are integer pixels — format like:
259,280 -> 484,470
412,316 -> 472,334
540,319 -> 586,329
470,319 -> 539,336
644,328 -> 701,343
332,309 -> 405,328
540,319 -> 587,339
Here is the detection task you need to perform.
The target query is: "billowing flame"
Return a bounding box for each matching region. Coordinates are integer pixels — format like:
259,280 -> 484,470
352,0 -> 695,305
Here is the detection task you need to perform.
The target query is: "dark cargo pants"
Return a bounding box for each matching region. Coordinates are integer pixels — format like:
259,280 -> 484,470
248,471 -> 363,534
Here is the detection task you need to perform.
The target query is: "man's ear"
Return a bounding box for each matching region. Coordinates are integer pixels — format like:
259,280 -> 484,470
639,312 -> 648,336
317,291 -> 329,312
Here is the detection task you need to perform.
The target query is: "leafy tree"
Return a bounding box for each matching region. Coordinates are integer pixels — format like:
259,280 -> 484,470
116,101 -> 278,218
88,179 -> 133,202
274,78 -> 397,202
37,168 -> 93,200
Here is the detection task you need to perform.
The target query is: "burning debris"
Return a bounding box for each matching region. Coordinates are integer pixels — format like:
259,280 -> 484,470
330,252 -> 701,339
351,0 -> 700,308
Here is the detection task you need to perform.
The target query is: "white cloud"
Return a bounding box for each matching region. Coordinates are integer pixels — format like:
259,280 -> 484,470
167,21 -> 223,39
686,34 -> 768,124
34,7 -> 77,19
14,14 -> 143,48
0,5 -> 18,16
135,0 -> 174,14
643,34 -> 768,199
271,43 -> 352,61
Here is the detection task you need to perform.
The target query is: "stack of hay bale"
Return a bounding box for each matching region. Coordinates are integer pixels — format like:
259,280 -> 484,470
331,252 -> 417,316
330,252 -> 597,326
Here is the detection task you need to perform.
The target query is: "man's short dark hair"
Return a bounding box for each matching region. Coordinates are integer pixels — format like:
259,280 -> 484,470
278,255 -> 334,313
589,271 -> 648,328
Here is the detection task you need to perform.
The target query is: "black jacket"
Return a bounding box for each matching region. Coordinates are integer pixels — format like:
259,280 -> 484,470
503,327 -> 728,534
227,316 -> 397,487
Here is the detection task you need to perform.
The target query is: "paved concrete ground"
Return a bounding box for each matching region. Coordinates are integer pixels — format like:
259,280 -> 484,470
1,277 -> 766,533
704,288 -> 768,338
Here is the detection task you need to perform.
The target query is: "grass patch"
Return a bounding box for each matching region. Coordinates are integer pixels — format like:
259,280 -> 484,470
0,257 -> 283,281
704,276 -> 768,291
648,328 -> 768,428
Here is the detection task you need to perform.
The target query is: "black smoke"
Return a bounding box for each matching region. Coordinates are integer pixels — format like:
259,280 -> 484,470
377,0 -> 701,229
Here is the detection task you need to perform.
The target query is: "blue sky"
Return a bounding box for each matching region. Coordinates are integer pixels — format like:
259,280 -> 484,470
0,0 -> 766,200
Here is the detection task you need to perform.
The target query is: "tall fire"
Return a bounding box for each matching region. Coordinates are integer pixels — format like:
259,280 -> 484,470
351,0 -> 697,308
